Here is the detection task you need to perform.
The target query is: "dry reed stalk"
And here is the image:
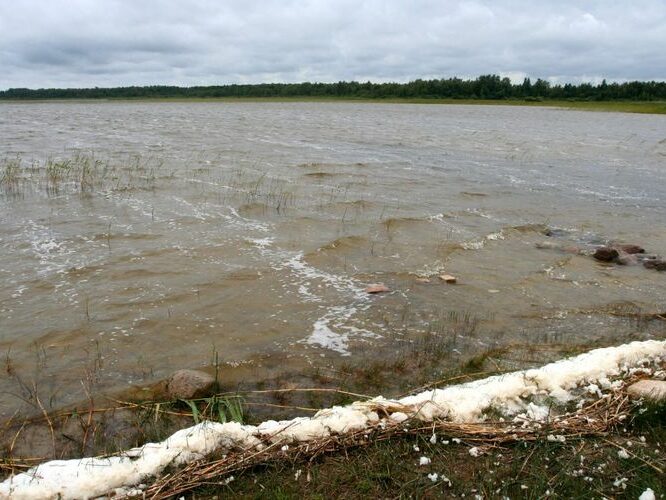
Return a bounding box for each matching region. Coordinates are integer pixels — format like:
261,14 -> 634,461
142,389 -> 636,499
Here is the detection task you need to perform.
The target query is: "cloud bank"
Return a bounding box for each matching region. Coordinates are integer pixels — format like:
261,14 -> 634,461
1,0 -> 664,89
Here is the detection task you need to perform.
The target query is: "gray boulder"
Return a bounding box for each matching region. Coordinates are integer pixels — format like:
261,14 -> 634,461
166,369 -> 216,399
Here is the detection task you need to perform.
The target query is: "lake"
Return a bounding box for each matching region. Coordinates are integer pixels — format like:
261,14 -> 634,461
1,101 -> 665,417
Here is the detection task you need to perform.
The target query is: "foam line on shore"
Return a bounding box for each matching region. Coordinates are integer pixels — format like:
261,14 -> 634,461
1,339 -> 664,499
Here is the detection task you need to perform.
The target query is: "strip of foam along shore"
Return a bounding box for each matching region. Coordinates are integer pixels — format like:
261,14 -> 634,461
1,339 -> 664,499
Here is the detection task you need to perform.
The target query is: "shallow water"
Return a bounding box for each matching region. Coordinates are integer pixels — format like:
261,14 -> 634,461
1,101 -> 665,416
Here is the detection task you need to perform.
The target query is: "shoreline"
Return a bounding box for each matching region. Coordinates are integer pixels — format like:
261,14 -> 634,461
2,339 -> 664,498
0,97 -> 665,114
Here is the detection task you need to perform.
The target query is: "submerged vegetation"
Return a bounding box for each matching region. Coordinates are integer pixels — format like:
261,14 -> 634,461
0,153 -> 166,197
2,75 -> 666,107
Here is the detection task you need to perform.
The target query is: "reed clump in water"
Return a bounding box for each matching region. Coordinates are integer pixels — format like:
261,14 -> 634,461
0,153 -> 165,197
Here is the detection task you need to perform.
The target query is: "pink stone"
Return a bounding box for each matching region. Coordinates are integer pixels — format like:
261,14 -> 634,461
365,284 -> 390,294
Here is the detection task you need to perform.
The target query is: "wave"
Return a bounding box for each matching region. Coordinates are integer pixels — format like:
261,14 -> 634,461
302,172 -> 344,179
460,191 -> 489,197
107,268 -> 185,280
313,235 -> 368,254
296,162 -> 368,169
459,224 -> 553,250
316,199 -> 378,215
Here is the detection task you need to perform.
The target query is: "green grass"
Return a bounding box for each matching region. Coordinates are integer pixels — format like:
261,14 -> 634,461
189,97 -> 666,115
540,99 -> 666,115
113,97 -> 666,114
3,96 -> 666,114
189,404 -> 666,499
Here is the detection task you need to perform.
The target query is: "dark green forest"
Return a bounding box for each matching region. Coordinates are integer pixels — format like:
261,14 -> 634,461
1,75 -> 665,101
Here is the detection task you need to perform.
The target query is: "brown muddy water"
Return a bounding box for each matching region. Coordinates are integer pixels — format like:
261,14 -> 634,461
1,101 -> 665,418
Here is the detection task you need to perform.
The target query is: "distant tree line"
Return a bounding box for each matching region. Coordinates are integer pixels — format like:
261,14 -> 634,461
1,75 -> 665,101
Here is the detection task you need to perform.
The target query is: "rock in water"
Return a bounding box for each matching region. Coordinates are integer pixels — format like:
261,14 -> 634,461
365,284 -> 390,294
439,274 -> 457,284
592,247 -> 619,262
614,244 -> 645,254
167,369 -> 216,399
643,259 -> 666,271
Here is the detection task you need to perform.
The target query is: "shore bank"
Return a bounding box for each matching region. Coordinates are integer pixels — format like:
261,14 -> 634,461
2,340 -> 664,498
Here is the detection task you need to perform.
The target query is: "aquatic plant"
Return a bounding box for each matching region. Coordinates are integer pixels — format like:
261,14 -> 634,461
0,156 -> 21,194
0,153 -> 166,197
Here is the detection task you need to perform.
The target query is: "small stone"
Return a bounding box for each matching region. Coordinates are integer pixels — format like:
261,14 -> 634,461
643,259 -> 666,271
626,380 -> 666,401
593,247 -> 619,262
415,277 -> 431,283
365,283 -> 390,294
614,244 -> 645,255
166,369 -> 216,399
439,274 -> 457,284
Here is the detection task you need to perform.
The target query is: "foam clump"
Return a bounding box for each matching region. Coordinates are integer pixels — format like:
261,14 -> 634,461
0,421 -> 260,500
398,340 -> 664,422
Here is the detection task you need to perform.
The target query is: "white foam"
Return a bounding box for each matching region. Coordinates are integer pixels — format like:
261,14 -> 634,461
172,196 -> 209,221
277,252 -> 378,354
227,207 -> 270,232
246,237 -> 274,249
22,220 -> 74,275
309,311 -> 352,355
305,307 -> 380,356
304,304 -> 378,355
282,252 -> 366,300
461,229 -> 506,250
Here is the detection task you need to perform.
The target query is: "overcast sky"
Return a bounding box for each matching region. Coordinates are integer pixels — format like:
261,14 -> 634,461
1,0 -> 665,89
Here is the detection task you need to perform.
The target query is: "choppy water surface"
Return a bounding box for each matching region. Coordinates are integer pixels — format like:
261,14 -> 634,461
1,102 -> 665,416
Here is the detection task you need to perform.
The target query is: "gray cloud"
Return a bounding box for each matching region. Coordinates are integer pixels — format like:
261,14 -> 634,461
1,0 -> 665,89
